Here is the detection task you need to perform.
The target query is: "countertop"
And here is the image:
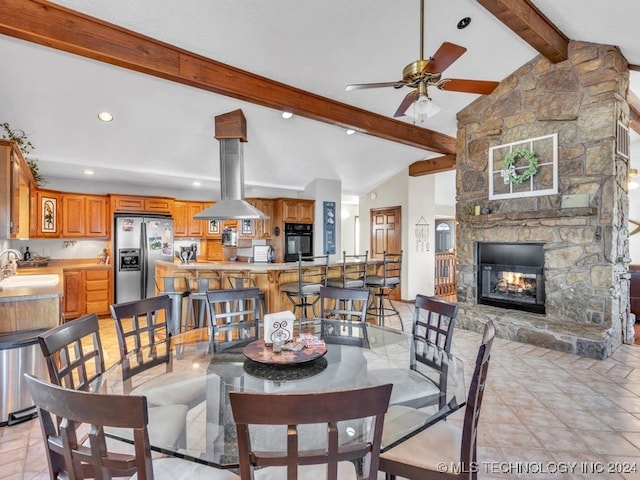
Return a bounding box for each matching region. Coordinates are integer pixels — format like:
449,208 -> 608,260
156,259 -> 380,273
0,260 -> 111,301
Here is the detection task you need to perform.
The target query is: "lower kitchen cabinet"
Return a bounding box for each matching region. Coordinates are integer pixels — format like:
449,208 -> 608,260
63,267 -> 113,320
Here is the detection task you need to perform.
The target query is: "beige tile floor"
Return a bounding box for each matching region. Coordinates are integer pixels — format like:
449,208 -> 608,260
2,303 -> 640,480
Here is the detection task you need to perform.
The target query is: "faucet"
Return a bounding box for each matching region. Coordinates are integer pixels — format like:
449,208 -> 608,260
0,249 -> 23,278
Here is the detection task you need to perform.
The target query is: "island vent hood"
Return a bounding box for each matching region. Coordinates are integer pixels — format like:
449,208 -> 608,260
194,109 -> 269,221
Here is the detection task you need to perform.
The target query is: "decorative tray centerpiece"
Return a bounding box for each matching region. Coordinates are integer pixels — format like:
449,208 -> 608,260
16,257 -> 50,268
243,336 -> 327,365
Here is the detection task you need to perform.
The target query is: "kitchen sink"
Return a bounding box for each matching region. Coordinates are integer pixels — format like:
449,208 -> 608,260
0,274 -> 60,289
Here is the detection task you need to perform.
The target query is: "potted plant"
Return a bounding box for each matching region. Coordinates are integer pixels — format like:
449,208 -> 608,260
1,122 -> 46,186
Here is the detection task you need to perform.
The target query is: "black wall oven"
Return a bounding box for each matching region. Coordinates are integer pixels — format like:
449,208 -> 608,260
284,223 -> 313,262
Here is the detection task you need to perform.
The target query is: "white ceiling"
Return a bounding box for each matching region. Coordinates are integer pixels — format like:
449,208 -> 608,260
0,0 -> 638,200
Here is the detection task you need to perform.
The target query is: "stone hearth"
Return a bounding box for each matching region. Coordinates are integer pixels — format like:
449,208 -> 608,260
454,41 -> 632,359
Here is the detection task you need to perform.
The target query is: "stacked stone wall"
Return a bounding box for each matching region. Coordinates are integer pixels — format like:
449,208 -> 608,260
455,41 -> 631,358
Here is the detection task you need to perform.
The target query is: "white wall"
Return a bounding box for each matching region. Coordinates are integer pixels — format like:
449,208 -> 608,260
302,178 -> 342,263
339,203 -> 359,255
629,138 -> 640,264
407,174 -> 436,299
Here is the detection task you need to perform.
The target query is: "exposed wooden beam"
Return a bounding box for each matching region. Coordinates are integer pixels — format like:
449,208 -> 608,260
0,0 -> 456,155
629,64 -> 640,72
408,154 -> 457,176
477,0 -> 569,63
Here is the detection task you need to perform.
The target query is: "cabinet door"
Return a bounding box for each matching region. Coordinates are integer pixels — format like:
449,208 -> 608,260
281,199 -> 300,223
37,191 -> 61,238
299,200 -> 314,223
187,202 -> 205,237
205,239 -> 224,261
85,195 -> 108,237
110,195 -> 145,212
173,201 -> 188,237
61,194 -> 85,237
145,197 -> 173,213
203,203 -> 221,238
63,269 -> 84,319
258,199 -> 274,238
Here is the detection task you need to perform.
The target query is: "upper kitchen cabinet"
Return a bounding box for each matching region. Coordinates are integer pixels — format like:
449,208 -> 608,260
173,200 -> 206,238
109,194 -> 174,215
61,193 -> 109,238
245,198 -> 274,239
277,198 -> 314,224
0,140 -> 36,239
36,190 -> 61,238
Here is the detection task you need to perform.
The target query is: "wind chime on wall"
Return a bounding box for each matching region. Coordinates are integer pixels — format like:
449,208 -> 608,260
415,216 -> 429,252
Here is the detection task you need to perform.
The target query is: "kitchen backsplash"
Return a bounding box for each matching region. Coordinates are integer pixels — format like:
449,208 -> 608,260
9,239 -> 109,261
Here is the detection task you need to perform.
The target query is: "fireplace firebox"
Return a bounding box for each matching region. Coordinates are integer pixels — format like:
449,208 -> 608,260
477,242 -> 545,314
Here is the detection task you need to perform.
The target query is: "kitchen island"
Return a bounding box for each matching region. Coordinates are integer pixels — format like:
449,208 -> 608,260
0,275 -> 63,334
155,259 -> 380,314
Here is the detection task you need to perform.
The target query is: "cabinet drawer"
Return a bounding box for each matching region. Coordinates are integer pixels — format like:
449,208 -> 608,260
85,269 -> 109,281
86,290 -> 109,302
85,279 -> 109,291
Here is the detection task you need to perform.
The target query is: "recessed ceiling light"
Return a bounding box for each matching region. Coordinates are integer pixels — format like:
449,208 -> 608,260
193,181 -> 201,187
346,129 -> 356,135
84,169 -> 94,175
282,111 -> 293,119
457,17 -> 471,29
97,111 -> 113,122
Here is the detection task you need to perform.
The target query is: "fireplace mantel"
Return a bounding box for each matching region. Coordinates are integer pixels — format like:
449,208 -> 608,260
463,207 -> 596,224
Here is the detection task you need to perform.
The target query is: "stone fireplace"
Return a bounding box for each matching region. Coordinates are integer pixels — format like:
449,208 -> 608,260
454,41 -> 633,359
477,242 -> 545,315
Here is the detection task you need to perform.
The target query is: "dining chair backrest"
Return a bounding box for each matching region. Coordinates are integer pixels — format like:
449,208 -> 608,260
412,294 -> 459,352
320,286 -> 369,322
230,383 -> 393,480
460,321 -> 495,469
25,373 -> 152,479
206,288 -> 261,352
110,295 -> 173,387
37,313 -> 105,392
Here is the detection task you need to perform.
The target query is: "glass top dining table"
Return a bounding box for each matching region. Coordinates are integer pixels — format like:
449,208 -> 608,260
89,319 -> 465,469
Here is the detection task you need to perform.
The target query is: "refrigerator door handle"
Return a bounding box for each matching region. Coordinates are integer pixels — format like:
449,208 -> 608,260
141,221 -> 148,299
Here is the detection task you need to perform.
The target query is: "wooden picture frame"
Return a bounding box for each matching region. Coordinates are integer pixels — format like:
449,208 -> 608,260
242,219 -> 252,235
41,196 -> 57,233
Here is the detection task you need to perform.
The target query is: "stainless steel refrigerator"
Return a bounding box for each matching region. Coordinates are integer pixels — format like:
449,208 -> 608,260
114,214 -> 174,303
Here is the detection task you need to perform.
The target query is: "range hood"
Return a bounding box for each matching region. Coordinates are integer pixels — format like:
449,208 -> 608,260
194,110 -> 269,221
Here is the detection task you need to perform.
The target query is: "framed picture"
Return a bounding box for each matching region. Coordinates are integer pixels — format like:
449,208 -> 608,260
208,220 -> 220,234
42,196 -> 57,233
242,219 -> 252,235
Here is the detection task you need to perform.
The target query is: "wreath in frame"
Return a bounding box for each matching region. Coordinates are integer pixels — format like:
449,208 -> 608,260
500,148 -> 539,185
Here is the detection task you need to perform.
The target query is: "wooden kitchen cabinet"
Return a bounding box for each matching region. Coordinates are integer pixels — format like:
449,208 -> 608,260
245,198 -> 274,238
173,200 -> 207,237
109,194 -> 174,214
61,193 -> 108,238
63,269 -> 84,319
278,198 -> 314,224
63,267 -> 112,319
85,268 -> 111,315
0,140 -> 36,239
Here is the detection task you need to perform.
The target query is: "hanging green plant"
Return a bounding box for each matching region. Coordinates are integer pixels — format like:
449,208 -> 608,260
500,148 -> 539,185
1,121 -> 46,186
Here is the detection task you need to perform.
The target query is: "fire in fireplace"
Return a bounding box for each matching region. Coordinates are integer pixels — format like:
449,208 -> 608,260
477,242 -> 545,314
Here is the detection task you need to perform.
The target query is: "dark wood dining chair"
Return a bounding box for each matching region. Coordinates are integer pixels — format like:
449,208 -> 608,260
25,374 -> 239,480
319,286 -> 370,347
378,321 -> 496,480
37,312 -> 189,450
110,295 -> 206,409
230,383 -> 393,480
38,312 -> 105,391
368,294 -> 459,409
206,287 -> 261,353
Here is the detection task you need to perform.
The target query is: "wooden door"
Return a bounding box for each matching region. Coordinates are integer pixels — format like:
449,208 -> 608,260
370,206 -> 402,299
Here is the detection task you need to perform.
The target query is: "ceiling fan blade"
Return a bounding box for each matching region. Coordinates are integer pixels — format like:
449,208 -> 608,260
394,91 -> 418,117
345,81 -> 404,91
423,42 -> 467,73
439,78 -> 500,95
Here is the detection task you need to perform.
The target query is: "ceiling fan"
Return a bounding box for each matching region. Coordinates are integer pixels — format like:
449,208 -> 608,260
345,0 -> 500,121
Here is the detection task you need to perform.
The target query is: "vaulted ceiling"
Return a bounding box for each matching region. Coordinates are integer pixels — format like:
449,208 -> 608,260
0,0 -> 638,200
